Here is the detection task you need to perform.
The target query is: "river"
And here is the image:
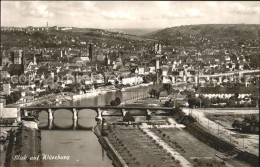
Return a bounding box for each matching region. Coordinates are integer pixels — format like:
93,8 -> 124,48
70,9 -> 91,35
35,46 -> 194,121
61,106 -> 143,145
39,85 -> 152,167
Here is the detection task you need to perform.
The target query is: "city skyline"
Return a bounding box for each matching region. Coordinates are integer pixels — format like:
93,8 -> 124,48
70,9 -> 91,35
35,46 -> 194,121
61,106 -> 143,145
1,1 -> 260,29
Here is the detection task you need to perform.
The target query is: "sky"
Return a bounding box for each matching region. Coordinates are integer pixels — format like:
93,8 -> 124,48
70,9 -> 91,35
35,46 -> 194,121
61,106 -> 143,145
1,1 -> 260,29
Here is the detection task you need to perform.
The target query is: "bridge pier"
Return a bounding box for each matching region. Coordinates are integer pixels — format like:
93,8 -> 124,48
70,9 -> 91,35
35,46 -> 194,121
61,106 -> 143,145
206,76 -> 210,82
48,109 -> 53,130
121,109 -> 127,117
218,76 -> 222,84
95,108 -> 103,122
195,75 -> 198,86
172,76 -> 175,83
23,110 -> 29,117
229,75 -> 234,82
183,75 -> 187,82
73,108 -> 78,130
238,72 -> 243,82
146,109 -> 152,116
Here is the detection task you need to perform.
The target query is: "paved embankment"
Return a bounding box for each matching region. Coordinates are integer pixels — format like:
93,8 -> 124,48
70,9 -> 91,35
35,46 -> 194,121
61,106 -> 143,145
182,108 -> 258,155
5,126 -> 42,167
93,125 -> 128,167
173,109 -> 259,167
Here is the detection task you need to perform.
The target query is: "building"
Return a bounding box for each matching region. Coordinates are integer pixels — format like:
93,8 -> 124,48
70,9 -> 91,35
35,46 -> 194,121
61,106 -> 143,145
0,100 -> 20,124
3,83 -> 11,95
121,75 -> 143,86
195,87 -> 258,99
154,43 -> 162,54
104,54 -> 110,66
2,50 -> 26,76
12,50 -> 24,64
0,51 -> 10,66
89,43 -> 93,61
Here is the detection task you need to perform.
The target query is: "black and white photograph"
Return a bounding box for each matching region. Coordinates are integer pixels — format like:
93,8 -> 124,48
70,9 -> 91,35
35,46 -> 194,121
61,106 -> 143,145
0,1 -> 259,167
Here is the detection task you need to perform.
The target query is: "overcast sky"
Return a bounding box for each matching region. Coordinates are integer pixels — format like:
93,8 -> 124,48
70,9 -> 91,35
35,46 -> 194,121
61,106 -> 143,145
1,1 -> 260,29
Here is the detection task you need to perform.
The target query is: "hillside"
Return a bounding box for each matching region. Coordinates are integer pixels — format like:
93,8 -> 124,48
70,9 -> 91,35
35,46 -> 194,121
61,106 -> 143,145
144,24 -> 260,41
107,28 -> 159,36
66,28 -> 153,41
1,27 -> 154,48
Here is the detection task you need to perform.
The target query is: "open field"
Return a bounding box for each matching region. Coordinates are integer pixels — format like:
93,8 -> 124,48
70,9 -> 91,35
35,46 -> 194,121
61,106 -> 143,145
205,113 -> 259,129
150,128 -> 252,167
182,108 -> 259,156
107,125 -> 182,167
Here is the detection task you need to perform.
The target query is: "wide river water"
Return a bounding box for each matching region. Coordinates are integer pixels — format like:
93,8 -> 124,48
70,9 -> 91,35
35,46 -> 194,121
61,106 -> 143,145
39,86 -> 151,167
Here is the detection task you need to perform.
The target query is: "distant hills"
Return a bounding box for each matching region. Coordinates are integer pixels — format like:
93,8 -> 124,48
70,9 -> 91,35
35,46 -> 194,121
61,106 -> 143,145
1,27 -> 154,48
143,24 -> 260,41
107,28 -> 159,36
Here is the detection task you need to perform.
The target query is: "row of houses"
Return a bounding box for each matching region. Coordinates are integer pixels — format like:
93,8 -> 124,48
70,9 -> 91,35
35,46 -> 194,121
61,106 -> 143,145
195,87 -> 258,99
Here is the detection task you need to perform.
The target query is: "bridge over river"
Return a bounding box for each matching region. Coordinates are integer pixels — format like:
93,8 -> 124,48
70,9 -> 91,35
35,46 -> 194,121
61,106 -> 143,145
20,106 -> 174,129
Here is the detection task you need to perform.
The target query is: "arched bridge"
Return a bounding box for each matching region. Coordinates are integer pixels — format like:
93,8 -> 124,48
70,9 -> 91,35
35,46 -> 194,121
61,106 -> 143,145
20,106 -> 174,130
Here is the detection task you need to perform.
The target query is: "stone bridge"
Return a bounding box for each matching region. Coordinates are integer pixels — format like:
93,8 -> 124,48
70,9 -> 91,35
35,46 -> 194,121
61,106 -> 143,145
20,106 -> 174,130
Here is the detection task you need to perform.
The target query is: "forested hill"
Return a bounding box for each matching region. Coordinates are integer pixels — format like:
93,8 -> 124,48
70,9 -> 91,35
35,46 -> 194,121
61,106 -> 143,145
144,24 -> 260,41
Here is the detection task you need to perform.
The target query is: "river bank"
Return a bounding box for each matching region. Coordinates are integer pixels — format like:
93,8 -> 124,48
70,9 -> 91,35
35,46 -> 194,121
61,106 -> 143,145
4,82 -> 154,167
173,109 -> 258,167
183,108 -> 259,156
72,82 -> 153,101
98,93 -> 258,167
93,124 -> 127,167
5,126 -> 42,167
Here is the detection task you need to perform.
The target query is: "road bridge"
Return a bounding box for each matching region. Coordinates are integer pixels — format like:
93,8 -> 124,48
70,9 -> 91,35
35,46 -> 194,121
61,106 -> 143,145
20,106 -> 174,130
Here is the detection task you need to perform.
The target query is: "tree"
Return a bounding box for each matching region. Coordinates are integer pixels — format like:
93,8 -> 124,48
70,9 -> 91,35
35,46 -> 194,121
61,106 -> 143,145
244,64 -> 250,70
123,112 -> 135,122
146,115 -> 151,121
188,96 -> 200,108
110,100 -> 118,106
168,107 -> 182,116
234,93 -> 239,100
6,91 -> 21,104
162,83 -> 173,95
143,76 -> 149,83
235,63 -> 239,70
249,54 -> 260,69
6,95 -> 14,104
164,101 -> 173,107
202,97 -> 211,108
226,99 -> 236,107
115,97 -> 121,105
232,120 -> 242,130
148,88 -> 160,99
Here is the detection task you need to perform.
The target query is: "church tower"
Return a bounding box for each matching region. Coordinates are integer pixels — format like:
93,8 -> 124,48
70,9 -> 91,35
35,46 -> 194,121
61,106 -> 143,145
33,55 -> 37,65
105,54 -> 110,67
13,50 -> 23,64
154,42 -> 162,55
22,50 -> 26,73
89,43 -> 93,61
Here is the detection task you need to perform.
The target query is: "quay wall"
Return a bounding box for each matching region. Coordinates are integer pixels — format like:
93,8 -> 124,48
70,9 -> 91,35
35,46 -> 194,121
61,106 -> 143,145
5,126 -> 42,167
173,110 -> 259,167
93,125 -> 127,167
